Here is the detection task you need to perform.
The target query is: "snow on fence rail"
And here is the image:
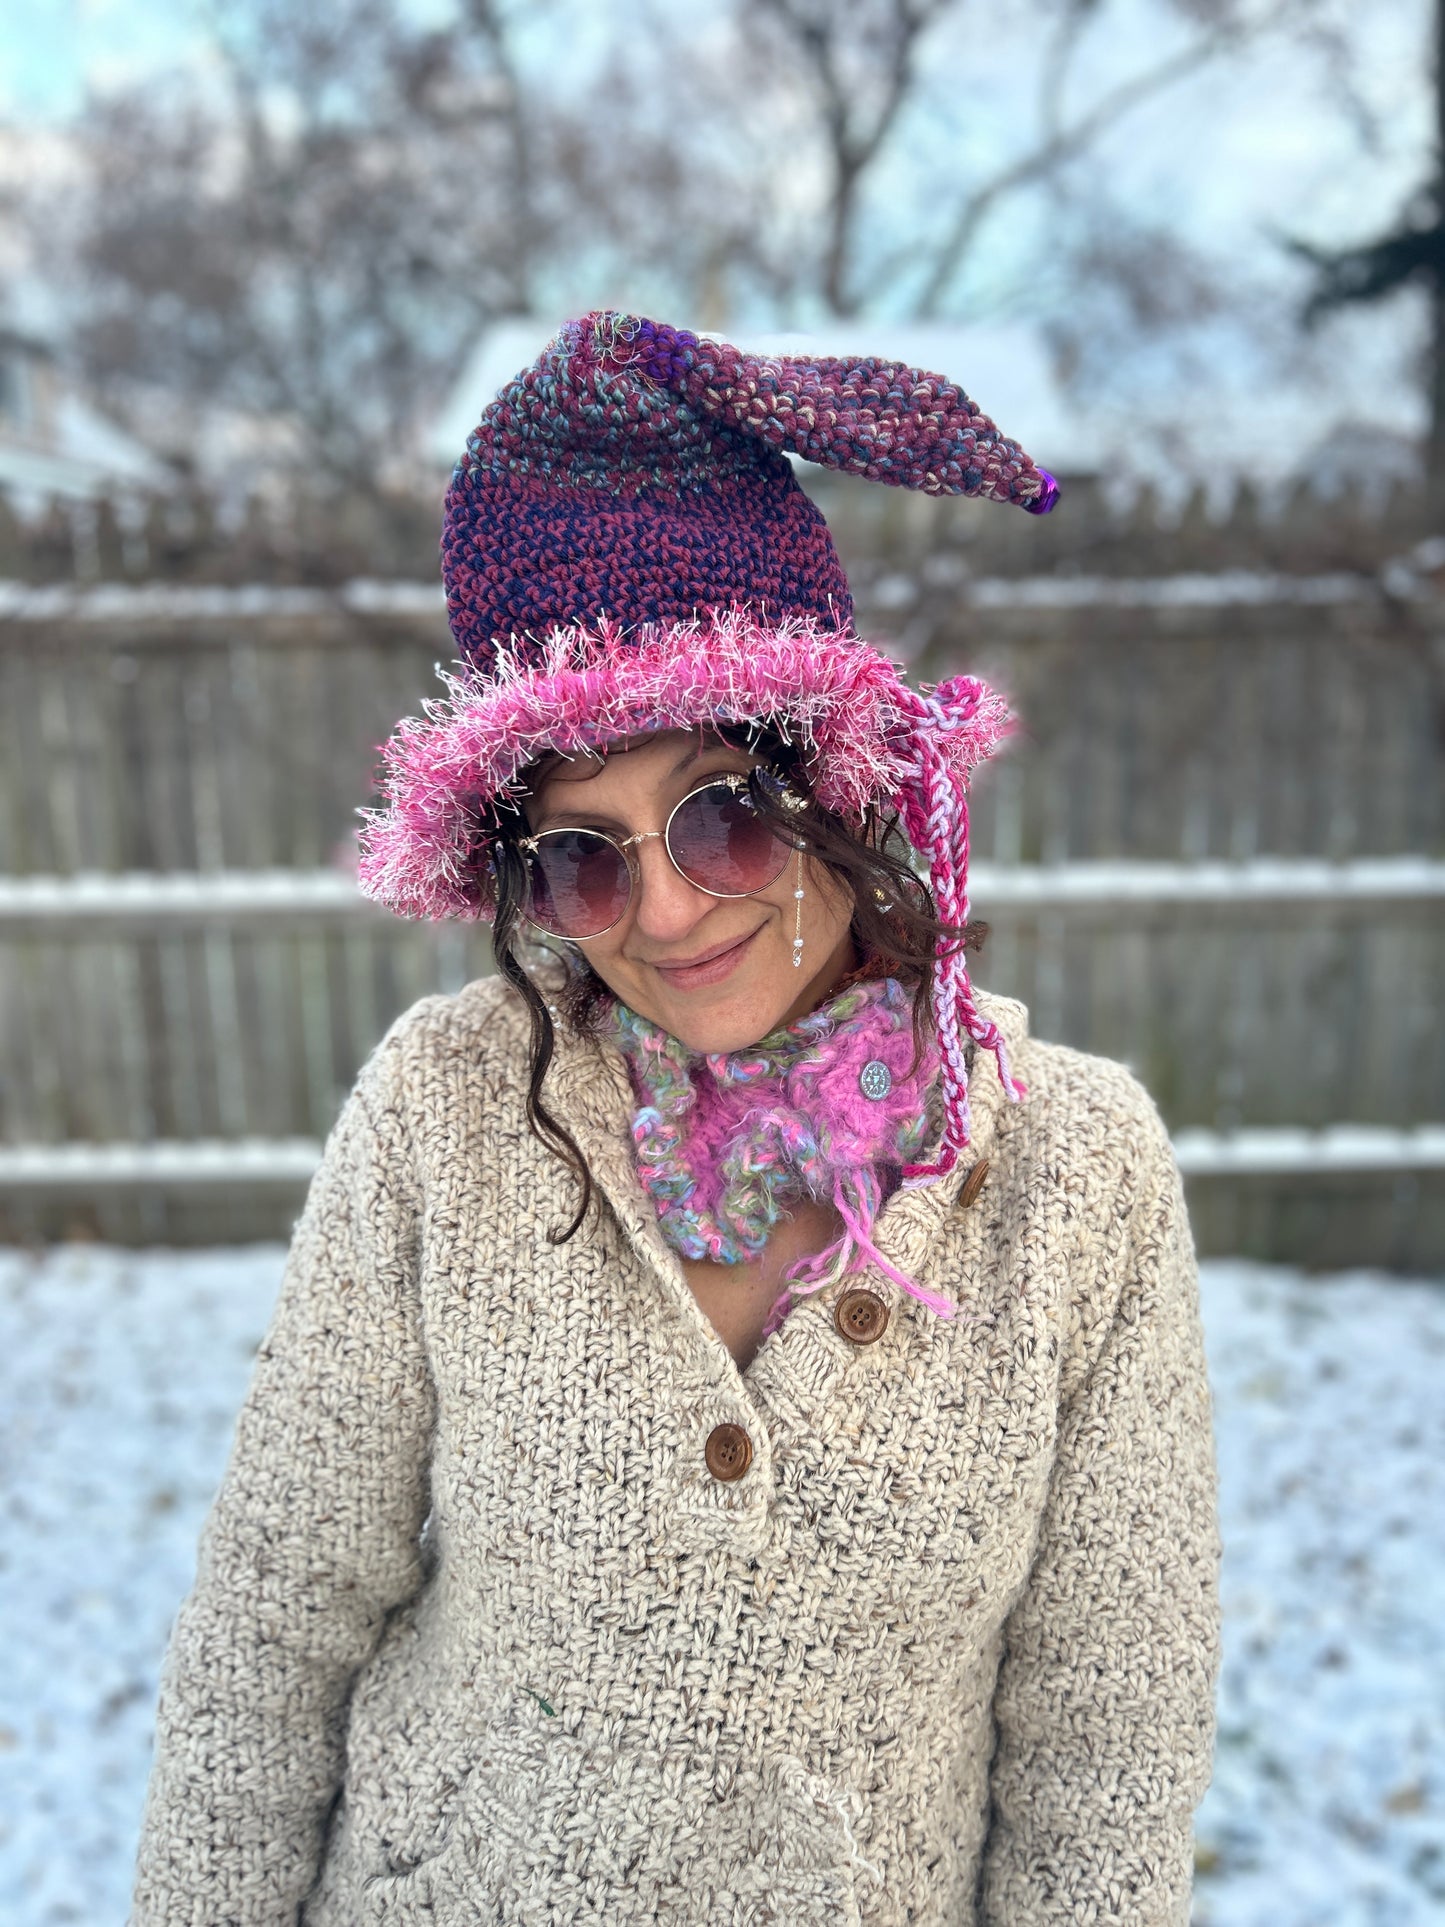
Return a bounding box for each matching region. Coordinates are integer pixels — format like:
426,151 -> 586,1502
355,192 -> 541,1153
0,1140 -> 324,1185
3,1125 -> 1442,1190
0,569 -> 1399,623
965,570 -> 1377,609
0,868 -> 375,921
1169,1124 -> 1445,1175
3,857 -> 1443,923
969,857 -> 1445,907
0,579 -> 448,622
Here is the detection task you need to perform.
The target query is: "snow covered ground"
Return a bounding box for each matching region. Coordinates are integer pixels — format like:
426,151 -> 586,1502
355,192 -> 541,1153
1,1244 -> 1442,1926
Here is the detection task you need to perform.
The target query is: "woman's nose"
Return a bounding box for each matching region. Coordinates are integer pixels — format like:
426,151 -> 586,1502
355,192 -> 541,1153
630,835 -> 714,941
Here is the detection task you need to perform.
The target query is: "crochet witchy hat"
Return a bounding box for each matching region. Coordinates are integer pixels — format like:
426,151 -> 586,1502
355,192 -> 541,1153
358,310 -> 1059,1177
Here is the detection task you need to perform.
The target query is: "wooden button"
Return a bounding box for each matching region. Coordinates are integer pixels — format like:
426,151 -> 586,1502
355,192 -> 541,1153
959,1157 -> 990,1209
834,1286 -> 889,1346
704,1422 -> 753,1483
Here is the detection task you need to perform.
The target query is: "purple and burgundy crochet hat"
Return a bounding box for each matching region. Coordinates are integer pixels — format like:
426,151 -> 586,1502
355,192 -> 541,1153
358,310 -> 1058,1177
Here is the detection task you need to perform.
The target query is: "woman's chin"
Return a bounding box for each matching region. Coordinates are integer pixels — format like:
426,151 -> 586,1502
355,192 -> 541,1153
633,951 -> 800,1054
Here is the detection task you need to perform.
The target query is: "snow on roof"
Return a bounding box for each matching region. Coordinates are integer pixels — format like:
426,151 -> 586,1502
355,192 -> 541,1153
0,389 -> 174,511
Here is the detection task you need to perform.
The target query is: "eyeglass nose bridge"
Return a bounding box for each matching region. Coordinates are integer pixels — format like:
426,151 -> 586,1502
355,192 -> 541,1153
612,827 -> 662,893
618,781 -> 743,880
616,828 -> 664,854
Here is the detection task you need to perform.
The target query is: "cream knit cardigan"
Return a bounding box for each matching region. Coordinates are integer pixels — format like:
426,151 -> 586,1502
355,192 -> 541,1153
130,977 -> 1222,1926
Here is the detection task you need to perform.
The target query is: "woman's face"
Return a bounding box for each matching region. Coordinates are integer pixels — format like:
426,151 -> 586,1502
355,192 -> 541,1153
520,730 -> 857,1052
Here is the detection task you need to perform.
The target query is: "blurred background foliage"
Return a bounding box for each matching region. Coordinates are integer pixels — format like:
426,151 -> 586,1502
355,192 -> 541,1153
1,0 -> 1435,515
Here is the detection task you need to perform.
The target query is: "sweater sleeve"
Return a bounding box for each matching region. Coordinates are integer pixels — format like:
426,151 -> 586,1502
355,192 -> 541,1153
129,1022 -> 437,1927
979,1093 -> 1223,1926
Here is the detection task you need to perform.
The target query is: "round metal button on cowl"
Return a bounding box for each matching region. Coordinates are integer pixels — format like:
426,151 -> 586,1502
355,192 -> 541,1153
859,1059 -> 892,1101
834,1286 -> 890,1346
959,1157 -> 990,1209
704,1422 -> 753,1483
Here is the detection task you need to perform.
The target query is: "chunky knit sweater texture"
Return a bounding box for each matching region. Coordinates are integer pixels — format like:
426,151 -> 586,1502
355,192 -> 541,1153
130,977 -> 1222,1927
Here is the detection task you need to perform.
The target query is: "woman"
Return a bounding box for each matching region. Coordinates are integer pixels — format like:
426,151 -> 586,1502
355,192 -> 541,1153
131,314 -> 1221,1925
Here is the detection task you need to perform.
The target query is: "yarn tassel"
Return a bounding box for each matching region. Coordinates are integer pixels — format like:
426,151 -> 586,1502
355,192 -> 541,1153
892,685 -> 1028,1186
784,1174 -> 957,1321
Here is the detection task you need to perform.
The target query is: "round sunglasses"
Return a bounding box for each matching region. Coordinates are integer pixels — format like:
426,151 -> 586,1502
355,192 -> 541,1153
517,770 -> 803,940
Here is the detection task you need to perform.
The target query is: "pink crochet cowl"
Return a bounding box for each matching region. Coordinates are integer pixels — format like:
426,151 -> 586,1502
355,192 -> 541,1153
615,976 -> 956,1327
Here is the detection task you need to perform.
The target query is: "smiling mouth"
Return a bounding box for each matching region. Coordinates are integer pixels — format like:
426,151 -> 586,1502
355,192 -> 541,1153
648,925 -> 765,986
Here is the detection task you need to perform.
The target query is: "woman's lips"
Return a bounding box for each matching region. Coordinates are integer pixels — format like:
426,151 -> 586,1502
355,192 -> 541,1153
649,926 -> 763,991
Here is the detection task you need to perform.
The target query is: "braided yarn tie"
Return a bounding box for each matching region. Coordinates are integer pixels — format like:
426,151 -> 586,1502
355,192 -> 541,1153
891,685 -> 1028,1184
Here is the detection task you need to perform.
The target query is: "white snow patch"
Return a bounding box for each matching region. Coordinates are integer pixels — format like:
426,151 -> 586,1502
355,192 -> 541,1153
0,1248 -> 1441,1924
966,570 -> 1375,608
1192,1262 -> 1445,1926
0,1245 -> 289,1925
4,857 -> 1441,925
0,578 -> 447,622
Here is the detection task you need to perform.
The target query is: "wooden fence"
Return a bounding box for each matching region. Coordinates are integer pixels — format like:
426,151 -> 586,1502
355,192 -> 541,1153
0,465 -> 1433,587
1,540 -> 1442,1263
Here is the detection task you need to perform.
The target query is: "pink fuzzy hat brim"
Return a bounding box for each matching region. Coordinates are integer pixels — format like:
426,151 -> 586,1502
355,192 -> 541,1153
356,609 -> 1015,921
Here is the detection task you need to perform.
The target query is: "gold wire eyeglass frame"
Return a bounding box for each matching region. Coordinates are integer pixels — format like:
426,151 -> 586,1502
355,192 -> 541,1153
517,771 -> 806,939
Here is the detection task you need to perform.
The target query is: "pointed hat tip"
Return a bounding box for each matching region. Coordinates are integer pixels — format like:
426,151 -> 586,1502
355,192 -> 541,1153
1024,468 -> 1061,514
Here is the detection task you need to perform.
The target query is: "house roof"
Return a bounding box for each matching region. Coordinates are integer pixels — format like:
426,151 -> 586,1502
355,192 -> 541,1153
0,387 -> 175,510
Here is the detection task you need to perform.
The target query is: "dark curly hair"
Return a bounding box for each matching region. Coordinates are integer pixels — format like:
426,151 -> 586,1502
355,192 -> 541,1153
476,725 -> 988,1242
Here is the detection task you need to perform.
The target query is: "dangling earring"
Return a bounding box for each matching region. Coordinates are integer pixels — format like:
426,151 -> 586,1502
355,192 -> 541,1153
791,847 -> 805,969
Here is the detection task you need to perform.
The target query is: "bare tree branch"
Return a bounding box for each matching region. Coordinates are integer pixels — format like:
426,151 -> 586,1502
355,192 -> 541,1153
1038,0 -> 1097,143
30,0 -> 603,491
751,0 -> 955,316
460,0 -> 538,311
914,1 -> 1301,318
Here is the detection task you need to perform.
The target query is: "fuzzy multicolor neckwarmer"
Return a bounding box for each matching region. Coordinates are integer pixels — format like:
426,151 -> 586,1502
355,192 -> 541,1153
616,976 -> 955,1325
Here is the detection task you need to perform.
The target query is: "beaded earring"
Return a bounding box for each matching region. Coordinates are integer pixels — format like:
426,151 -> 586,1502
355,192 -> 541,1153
791,847 -> 805,969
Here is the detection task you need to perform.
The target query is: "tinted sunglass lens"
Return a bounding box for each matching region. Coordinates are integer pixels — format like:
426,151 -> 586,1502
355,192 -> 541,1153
668,782 -> 791,896
526,832 -> 631,937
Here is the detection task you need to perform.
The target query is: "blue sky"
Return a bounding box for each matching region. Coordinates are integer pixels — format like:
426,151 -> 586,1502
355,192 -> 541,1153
1,0 -> 204,119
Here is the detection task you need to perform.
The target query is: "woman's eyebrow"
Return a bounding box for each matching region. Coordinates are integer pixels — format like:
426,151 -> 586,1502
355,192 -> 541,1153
528,803 -> 629,834
668,736 -> 740,778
